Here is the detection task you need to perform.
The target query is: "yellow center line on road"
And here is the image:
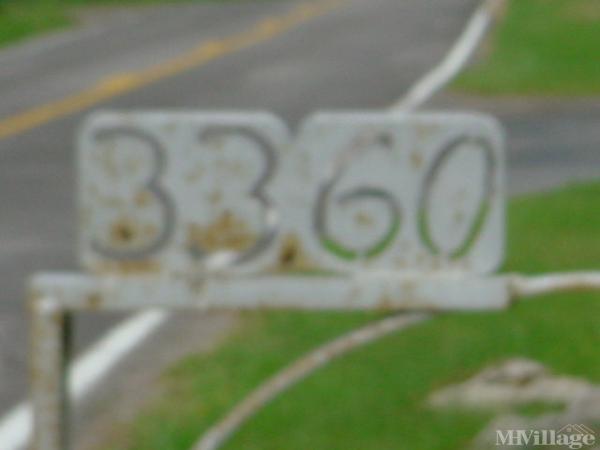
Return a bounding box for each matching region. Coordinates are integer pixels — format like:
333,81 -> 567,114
0,0 -> 345,141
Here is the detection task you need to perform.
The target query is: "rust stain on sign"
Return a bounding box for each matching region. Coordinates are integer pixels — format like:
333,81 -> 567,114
275,233 -> 316,271
134,192 -> 152,207
410,152 -> 424,168
354,211 -> 375,228
109,218 -> 158,248
187,211 -> 255,252
94,260 -> 161,274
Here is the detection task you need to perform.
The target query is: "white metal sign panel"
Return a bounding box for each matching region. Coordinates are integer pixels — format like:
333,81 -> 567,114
78,111 -> 505,276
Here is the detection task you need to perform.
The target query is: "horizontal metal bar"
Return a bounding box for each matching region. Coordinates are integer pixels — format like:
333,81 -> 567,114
30,271 -> 511,312
30,270 -> 600,314
509,272 -> 600,299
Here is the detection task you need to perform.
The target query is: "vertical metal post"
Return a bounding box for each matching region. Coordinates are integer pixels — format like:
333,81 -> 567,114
30,296 -> 71,450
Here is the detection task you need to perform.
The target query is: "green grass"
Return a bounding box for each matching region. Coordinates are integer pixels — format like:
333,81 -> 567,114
104,182 -> 600,450
455,0 -> 600,95
0,0 -> 236,48
0,2 -> 69,47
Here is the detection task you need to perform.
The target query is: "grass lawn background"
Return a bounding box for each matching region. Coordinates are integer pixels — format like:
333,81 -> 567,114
0,0 -> 235,47
455,0 -> 600,95
101,182 -> 600,450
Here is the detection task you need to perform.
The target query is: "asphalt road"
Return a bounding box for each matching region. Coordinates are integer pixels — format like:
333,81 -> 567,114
0,0 -> 598,430
0,0 -> 484,418
434,93 -> 600,194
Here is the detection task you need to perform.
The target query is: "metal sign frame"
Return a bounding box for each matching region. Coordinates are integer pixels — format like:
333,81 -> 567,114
30,110 -> 511,450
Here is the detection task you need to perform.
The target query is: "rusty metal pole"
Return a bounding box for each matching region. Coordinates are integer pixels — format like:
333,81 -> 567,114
30,296 -> 71,450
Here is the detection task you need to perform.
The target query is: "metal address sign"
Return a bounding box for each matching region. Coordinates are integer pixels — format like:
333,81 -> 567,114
29,110 -> 510,450
78,111 -> 505,277
28,111 -> 600,450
